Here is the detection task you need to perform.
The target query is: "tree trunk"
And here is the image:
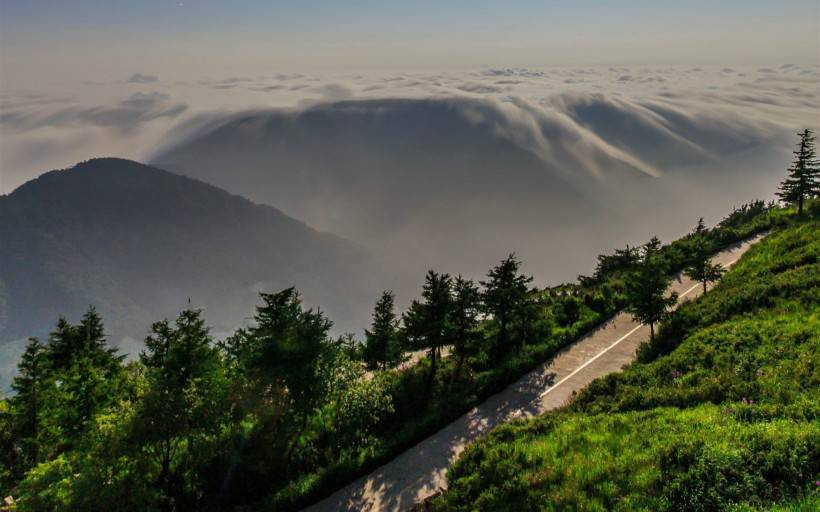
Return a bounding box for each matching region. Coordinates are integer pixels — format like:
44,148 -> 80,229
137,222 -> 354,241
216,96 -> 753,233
798,194 -> 804,215
284,412 -> 309,467
497,316 -> 507,359
424,347 -> 438,398
451,352 -> 466,389
703,280 -> 708,295
649,322 -> 655,342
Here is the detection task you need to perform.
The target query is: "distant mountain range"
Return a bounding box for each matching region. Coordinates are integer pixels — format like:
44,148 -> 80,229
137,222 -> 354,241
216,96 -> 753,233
0,158 -> 382,351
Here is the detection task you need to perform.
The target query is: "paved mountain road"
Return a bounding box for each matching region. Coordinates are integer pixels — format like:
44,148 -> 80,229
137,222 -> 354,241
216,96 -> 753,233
304,234 -> 765,512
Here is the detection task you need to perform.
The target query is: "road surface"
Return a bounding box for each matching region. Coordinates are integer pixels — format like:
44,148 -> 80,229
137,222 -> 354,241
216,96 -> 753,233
304,234 -> 764,512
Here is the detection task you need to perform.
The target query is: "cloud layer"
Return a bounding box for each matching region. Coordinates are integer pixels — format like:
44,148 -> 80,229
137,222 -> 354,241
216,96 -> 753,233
2,63 -> 817,193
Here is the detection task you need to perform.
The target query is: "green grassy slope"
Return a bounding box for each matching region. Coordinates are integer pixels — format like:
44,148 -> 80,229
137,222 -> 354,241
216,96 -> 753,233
431,220 -> 820,511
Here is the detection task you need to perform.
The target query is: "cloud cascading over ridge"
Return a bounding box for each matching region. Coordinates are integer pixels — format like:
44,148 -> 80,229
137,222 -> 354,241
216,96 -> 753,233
1,65 -> 817,288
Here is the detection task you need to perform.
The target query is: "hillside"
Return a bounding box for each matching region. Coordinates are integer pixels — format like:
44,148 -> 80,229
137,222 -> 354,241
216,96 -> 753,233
430,218 -> 820,511
0,158 -> 381,348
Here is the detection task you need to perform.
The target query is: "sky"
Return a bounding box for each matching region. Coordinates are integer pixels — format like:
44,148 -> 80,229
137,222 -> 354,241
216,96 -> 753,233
1,1 -> 818,83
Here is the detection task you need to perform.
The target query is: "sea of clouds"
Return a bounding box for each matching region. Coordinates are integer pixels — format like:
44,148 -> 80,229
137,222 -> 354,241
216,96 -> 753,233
1,64 -> 817,195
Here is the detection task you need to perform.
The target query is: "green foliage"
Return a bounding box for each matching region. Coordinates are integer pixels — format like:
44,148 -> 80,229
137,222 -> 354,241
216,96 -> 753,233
480,254 -> 534,357
434,407 -> 818,512
449,276 -> 482,383
2,309 -> 127,494
131,308 -> 229,509
363,291 -> 404,371
403,270 -> 455,386
624,237 -> 678,340
432,218 -> 820,512
778,129 -> 820,215
683,218 -> 726,294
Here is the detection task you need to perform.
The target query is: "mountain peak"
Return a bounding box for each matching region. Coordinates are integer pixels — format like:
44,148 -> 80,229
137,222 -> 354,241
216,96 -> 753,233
0,158 -> 380,346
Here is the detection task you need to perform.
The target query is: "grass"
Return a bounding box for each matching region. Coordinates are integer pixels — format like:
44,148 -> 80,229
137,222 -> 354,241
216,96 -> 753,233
436,407 -> 818,511
430,216 -> 820,511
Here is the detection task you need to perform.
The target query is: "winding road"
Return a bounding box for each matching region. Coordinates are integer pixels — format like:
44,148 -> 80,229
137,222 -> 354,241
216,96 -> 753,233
304,234 -> 765,512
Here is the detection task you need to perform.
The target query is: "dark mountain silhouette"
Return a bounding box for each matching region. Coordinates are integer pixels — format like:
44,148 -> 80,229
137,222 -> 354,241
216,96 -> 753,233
0,158 -> 381,350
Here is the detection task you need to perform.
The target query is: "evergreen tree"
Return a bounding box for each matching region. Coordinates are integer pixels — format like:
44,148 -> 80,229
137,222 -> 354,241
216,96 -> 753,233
335,332 -> 361,360
684,219 -> 725,294
450,276 -> 481,384
363,291 -> 403,371
778,129 -> 820,215
45,308 -> 123,376
250,289 -> 334,409
10,338 -> 48,468
624,237 -> 678,341
249,288 -> 336,463
46,317 -> 80,370
134,308 -> 227,504
691,217 -> 707,239
403,271 -> 453,388
10,310 -> 125,467
481,254 -> 533,357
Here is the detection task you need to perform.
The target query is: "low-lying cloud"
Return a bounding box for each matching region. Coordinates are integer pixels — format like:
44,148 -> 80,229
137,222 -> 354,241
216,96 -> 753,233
126,73 -> 159,84
2,63 -> 817,204
1,91 -> 187,133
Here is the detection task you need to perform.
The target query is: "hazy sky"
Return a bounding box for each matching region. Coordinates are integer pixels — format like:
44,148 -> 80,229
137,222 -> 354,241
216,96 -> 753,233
2,1 -> 819,86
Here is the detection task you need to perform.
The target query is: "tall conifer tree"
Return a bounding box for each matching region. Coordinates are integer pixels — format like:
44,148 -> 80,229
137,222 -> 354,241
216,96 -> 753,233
778,129 -> 820,215
363,291 -> 403,371
624,238 -> 678,341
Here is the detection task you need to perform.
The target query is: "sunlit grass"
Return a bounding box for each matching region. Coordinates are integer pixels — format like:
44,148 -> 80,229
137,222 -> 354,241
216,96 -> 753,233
432,219 -> 820,511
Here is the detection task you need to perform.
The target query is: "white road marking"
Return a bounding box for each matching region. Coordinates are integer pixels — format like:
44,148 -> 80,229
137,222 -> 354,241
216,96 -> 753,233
539,323 -> 642,398
679,282 -> 701,299
538,254 -> 743,399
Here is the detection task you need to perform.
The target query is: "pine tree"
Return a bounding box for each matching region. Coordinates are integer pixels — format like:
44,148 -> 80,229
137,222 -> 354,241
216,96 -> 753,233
450,276 -> 481,384
249,289 -> 336,463
10,310 -> 126,460
481,254 -> 533,357
778,129 -> 820,215
135,308 -> 227,499
363,291 -> 403,371
684,219 -> 725,294
692,217 -> 707,238
10,338 -> 48,467
46,317 -> 80,369
624,237 -> 678,341
403,271 -> 453,388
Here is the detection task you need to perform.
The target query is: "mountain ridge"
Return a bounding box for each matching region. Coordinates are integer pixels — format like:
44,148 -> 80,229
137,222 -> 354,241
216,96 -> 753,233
0,158 -> 381,349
